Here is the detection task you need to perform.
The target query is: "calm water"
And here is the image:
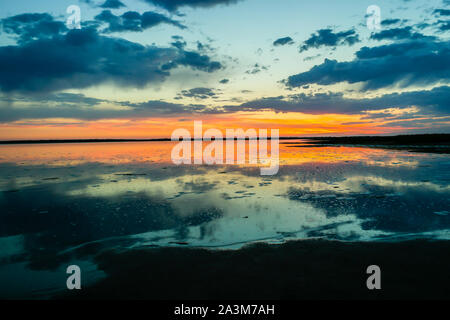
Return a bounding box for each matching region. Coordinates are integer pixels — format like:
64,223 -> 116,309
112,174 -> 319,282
1,140 -> 449,298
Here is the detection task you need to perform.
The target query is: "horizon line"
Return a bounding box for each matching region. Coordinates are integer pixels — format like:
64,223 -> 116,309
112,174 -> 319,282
1,133 -> 450,145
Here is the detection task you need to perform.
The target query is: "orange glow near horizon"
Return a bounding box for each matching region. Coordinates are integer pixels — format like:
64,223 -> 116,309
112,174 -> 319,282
0,140 -> 426,168
0,111 -> 418,140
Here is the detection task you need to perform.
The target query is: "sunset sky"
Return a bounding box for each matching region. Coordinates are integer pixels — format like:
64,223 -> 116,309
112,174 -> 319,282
0,0 -> 449,139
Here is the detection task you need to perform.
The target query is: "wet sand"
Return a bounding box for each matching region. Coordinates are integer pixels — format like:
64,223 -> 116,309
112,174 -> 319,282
59,239 -> 450,300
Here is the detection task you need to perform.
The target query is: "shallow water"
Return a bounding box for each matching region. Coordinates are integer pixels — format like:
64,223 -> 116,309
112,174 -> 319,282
0,140 -> 449,298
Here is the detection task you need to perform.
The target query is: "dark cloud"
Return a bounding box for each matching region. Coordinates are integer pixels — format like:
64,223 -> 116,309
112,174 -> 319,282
433,9 -> 450,16
0,28 -> 171,92
303,54 -> 321,61
355,41 -> 428,59
162,50 -> 222,73
36,92 -> 108,105
223,86 -> 450,115
370,26 -> 432,41
0,92 -> 108,108
381,19 -> 402,26
196,41 -> 216,54
176,87 -> 219,99
273,37 -> 294,46
299,28 -> 360,52
377,117 -> 450,128
142,0 -> 243,12
0,93 -> 210,122
130,99 -> 209,114
170,37 -> 187,49
415,22 -> 431,30
436,20 -> 450,31
2,85 -> 449,122
95,10 -> 186,32
219,79 -> 229,84
286,38 -> 450,90
0,17 -> 222,93
100,0 -> 127,8
0,13 -> 67,44
245,63 -> 268,74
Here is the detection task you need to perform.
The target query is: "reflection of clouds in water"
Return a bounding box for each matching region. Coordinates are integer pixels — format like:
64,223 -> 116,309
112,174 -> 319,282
363,158 -> 420,168
348,175 -> 450,192
289,175 -> 450,194
0,143 -> 449,280
0,235 -> 25,259
0,182 -> 227,272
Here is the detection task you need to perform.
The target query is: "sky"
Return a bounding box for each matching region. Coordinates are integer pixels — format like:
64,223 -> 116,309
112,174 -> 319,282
0,0 -> 449,139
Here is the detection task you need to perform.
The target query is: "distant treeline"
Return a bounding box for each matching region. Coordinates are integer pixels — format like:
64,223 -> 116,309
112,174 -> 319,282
0,139 -> 171,145
306,134 -> 450,145
0,137 -> 302,145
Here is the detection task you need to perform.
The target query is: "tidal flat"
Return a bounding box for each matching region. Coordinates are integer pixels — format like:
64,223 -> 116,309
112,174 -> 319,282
0,139 -> 449,299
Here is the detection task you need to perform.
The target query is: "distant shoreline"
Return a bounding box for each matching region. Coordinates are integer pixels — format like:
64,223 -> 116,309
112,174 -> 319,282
286,133 -> 450,154
0,133 -> 449,145
304,133 -> 450,145
0,138 -> 172,145
0,137 -> 304,145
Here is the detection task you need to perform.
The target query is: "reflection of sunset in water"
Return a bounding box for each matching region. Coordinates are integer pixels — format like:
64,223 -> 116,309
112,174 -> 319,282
0,140 -> 428,168
0,142 -> 172,166
0,141 -> 449,299
1,141 -> 448,246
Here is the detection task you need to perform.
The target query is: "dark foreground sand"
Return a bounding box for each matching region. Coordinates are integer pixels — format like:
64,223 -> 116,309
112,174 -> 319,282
59,239 -> 450,300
